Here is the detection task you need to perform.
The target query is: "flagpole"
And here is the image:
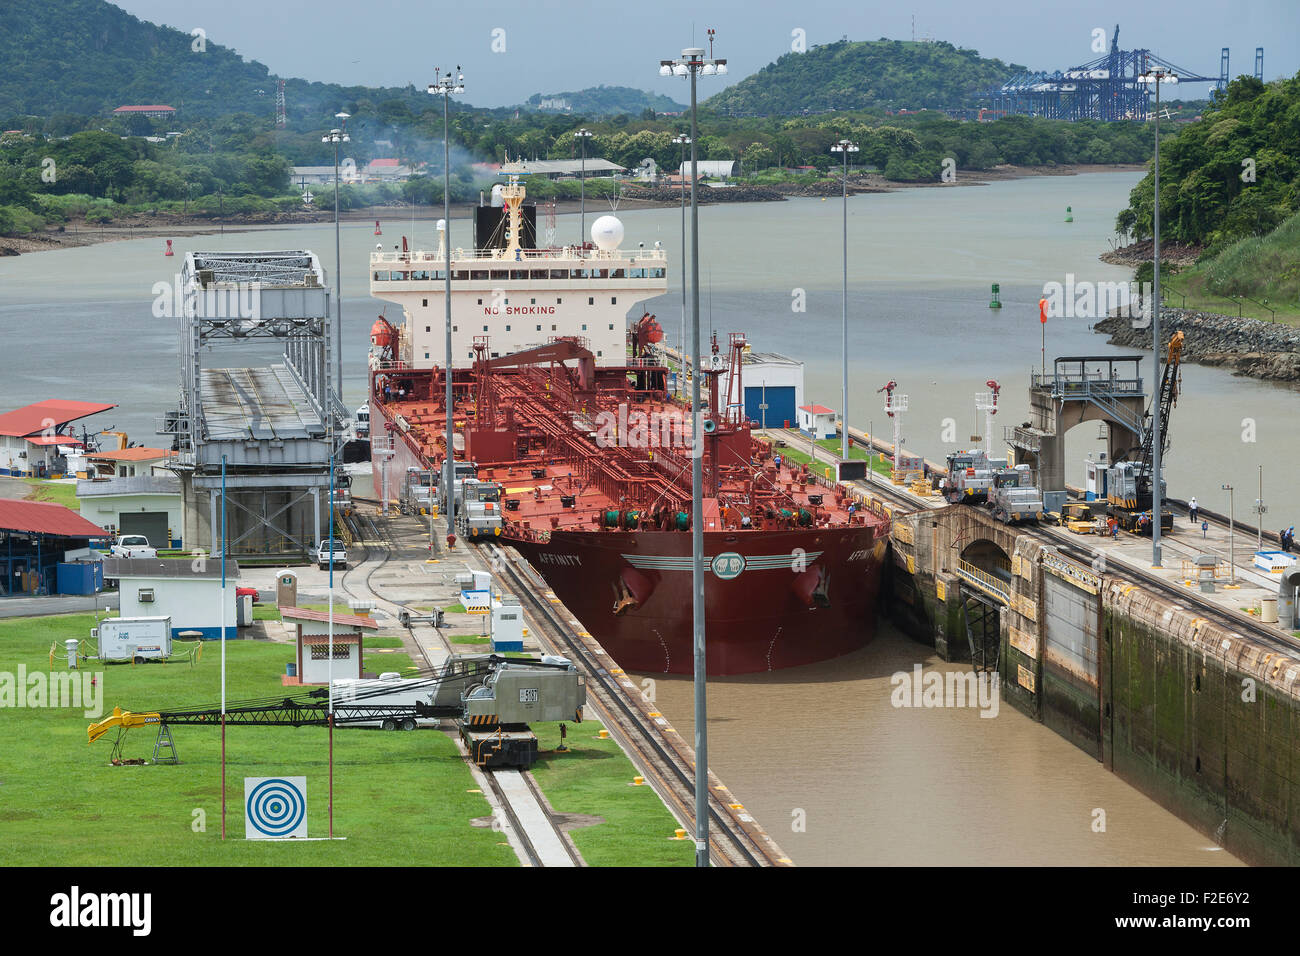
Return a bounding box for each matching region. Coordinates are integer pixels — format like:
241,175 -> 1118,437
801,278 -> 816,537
220,454 -> 227,841
328,452 -> 335,839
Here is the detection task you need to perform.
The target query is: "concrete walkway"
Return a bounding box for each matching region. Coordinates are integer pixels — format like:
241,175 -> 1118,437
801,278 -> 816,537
0,593 -> 117,618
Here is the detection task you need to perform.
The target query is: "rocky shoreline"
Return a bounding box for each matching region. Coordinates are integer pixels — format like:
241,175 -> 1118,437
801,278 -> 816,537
1094,309 -> 1300,385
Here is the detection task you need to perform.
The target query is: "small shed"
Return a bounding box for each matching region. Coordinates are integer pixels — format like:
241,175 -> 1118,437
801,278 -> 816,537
103,557 -> 239,639
797,404 -> 838,441
282,606 -> 380,684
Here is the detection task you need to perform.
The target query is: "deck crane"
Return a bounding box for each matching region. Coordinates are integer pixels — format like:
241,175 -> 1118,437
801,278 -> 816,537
1107,330 -> 1184,532
88,655 -> 585,768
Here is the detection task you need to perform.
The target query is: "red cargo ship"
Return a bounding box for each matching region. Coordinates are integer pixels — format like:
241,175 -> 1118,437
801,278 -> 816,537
368,317 -> 889,676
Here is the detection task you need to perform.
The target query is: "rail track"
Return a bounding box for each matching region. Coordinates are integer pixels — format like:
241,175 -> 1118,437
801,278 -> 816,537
338,499 -> 582,867
806,428 -> 1300,653
482,540 -> 791,867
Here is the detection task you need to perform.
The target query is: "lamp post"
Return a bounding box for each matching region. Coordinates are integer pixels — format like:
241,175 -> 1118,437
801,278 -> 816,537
1253,463 -> 1266,555
831,139 -> 858,464
672,133 -> 691,397
323,113 -> 351,401
660,39 -> 727,870
1138,66 -> 1176,568
574,128 -> 593,246
1222,483 -> 1236,586
429,67 -> 464,548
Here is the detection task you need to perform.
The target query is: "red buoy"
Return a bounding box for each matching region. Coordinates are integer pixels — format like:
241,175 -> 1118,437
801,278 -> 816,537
164,239 -> 174,257
374,220 -> 382,236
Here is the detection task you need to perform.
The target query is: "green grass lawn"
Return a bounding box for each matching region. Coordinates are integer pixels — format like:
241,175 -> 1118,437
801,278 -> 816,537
529,721 -> 693,866
0,613 -> 514,866
23,478 -> 80,509
1,614 -> 692,866
1162,272 -> 1300,326
767,434 -> 894,477
252,605 -> 282,622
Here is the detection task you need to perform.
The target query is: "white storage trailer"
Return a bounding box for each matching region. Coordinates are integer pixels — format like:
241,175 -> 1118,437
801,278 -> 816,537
93,616 -> 173,662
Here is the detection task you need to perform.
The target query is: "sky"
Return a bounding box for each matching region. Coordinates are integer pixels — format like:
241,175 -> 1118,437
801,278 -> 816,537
109,0 -> 1300,109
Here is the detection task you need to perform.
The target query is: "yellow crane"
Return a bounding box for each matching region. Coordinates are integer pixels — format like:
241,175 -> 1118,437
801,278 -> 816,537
88,707 -> 167,764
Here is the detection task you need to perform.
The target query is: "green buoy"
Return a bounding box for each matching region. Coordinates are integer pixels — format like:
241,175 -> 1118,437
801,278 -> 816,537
989,282 -> 1002,309
1065,205 -> 1074,223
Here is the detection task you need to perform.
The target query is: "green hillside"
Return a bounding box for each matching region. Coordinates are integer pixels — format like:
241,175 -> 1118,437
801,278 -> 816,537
706,38 -> 1025,115
0,0 -> 430,123
1116,74 -> 1300,250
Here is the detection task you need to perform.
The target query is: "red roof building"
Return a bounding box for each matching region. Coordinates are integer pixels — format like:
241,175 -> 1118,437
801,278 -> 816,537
0,400 -> 117,438
0,498 -> 106,597
0,400 -> 116,478
0,498 -> 105,537
282,605 -> 380,684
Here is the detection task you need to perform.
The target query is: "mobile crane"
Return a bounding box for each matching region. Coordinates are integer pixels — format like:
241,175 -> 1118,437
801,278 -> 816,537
88,655 -> 585,769
1106,330 -> 1183,533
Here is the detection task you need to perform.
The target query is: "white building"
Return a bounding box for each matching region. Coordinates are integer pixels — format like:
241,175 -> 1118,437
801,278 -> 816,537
717,351 -> 804,429
677,160 -> 736,179
77,474 -> 184,549
0,399 -> 116,477
797,404 -> 838,441
103,557 -> 239,639
85,447 -> 176,478
370,178 -> 666,367
283,606 -> 379,684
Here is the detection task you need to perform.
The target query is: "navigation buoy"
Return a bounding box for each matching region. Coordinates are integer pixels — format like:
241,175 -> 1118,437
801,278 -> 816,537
989,282 -> 1002,310
1065,205 -> 1073,223
374,220 -> 382,235
164,239 -> 173,257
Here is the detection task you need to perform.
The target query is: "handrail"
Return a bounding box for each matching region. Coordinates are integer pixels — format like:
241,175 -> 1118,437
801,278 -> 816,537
956,559 -> 1010,603
1234,294 -> 1276,322
371,247 -> 666,265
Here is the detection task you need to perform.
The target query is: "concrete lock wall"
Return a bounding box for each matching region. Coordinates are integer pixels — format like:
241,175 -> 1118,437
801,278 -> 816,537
886,503 -> 1300,865
1103,584 -> 1300,866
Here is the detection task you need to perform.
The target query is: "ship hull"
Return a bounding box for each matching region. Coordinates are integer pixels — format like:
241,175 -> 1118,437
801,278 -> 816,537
507,526 -> 886,676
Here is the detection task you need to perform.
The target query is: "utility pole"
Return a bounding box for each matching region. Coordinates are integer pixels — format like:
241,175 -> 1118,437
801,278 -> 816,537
831,138 -> 858,464
1222,483 -> 1236,586
574,128 -> 593,245
429,67 -> 465,549
660,39 -> 727,870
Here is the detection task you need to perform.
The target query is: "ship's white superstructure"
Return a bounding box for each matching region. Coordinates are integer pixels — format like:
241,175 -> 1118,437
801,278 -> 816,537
369,178 -> 667,367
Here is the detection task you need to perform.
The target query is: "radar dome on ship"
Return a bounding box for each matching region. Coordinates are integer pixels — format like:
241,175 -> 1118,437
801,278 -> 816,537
590,215 -> 624,251
436,218 -> 446,231
491,184 -> 505,207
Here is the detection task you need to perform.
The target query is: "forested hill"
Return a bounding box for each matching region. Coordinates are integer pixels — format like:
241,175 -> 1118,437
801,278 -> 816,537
1116,73 -> 1300,250
705,38 -> 1025,115
0,0 -> 430,122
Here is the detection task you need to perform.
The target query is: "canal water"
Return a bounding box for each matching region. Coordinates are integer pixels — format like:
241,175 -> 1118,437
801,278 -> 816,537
0,172 -> 1282,865
0,172 -> 1293,518
646,623 -> 1241,867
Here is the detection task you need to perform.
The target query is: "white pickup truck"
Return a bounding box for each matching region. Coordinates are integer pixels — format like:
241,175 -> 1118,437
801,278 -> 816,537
310,538 -> 348,570
110,534 -> 158,559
